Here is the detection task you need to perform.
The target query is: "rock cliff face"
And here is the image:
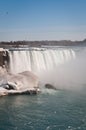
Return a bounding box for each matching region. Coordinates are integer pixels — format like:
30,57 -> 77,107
0,48 -> 9,69
0,48 -> 5,67
0,48 -> 7,79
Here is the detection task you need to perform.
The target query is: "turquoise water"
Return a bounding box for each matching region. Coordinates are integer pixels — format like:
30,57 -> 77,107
0,89 -> 86,130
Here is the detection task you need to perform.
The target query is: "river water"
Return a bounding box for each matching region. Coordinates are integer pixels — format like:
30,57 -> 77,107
0,89 -> 86,130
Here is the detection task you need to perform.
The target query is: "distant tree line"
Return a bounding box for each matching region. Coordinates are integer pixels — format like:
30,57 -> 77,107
0,39 -> 86,48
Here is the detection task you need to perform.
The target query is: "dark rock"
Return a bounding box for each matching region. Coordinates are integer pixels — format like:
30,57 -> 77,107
45,83 -> 57,90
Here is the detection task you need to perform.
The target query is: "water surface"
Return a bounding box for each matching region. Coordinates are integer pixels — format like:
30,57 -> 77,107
0,89 -> 86,130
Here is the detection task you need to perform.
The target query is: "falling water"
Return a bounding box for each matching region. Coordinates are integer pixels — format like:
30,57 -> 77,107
8,46 -> 86,90
8,47 -> 76,74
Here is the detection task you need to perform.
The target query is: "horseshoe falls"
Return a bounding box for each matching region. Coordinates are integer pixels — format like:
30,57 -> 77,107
8,48 -> 76,74
8,47 -> 86,89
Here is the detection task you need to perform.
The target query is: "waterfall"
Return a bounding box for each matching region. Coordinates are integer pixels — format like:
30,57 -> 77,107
6,46 -> 86,90
8,47 -> 76,74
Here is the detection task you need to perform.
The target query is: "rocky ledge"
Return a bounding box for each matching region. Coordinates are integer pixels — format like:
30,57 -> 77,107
0,70 -> 40,96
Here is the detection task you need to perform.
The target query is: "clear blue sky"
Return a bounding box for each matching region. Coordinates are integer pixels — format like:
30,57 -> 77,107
0,0 -> 86,41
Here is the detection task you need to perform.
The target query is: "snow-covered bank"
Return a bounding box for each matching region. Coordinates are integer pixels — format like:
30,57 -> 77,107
0,70 -> 40,96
